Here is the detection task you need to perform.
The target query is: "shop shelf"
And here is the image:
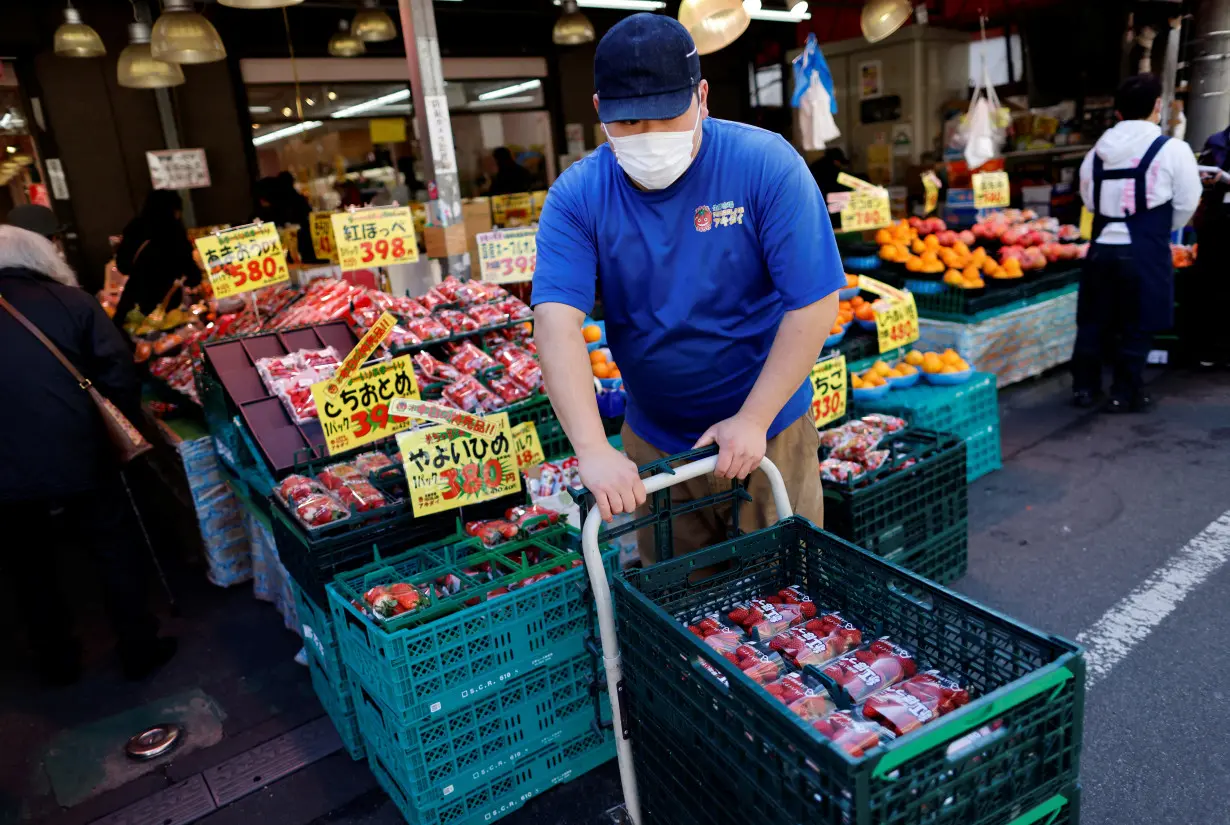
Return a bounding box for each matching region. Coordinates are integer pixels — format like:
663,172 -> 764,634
353,652 -> 603,804
613,517 -> 1085,825
368,727 -> 613,825
855,371 -> 998,442
965,420 -> 1003,484
307,654 -> 365,761
822,430 -> 968,573
329,526 -> 619,725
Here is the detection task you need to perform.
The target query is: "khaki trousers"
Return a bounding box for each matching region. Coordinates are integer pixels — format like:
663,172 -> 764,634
621,415 -> 823,565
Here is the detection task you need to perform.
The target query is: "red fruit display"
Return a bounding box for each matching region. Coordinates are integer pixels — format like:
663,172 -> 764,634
728,598 -> 805,641
764,586 -> 818,618
822,638 -> 917,703
861,671 -> 970,736
811,711 -> 890,757
766,613 -> 862,669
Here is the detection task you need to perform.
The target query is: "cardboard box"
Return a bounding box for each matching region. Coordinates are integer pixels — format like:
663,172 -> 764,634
423,222 -> 468,258
462,198 -> 494,277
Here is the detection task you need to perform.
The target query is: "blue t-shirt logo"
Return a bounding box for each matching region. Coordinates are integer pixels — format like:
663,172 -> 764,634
532,118 -> 845,454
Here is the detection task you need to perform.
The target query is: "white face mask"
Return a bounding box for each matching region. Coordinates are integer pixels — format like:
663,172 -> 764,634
604,106 -> 702,190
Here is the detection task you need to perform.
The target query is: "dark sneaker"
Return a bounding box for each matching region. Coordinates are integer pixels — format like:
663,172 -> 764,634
1105,395 -> 1152,414
121,637 -> 178,682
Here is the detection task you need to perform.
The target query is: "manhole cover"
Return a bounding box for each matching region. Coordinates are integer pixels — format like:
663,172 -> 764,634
126,724 -> 182,761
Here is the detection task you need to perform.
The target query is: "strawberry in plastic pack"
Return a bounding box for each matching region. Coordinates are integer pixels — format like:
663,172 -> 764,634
442,375 -> 499,413
724,644 -> 785,684
488,375 -> 530,406
822,638 -> 917,703
506,504 -> 559,534
364,581 -> 424,620
407,316 -> 450,342
498,297 -> 533,320
277,474 -> 320,506
766,613 -> 862,669
764,585 -> 817,618
811,710 -> 892,758
464,519 -> 521,548
318,463 -> 363,491
687,615 -> 745,657
419,288 -> 450,311
413,351 -> 461,383
436,309 -> 479,334
448,341 -> 496,375
335,480 -> 387,512
820,458 -> 864,485
861,671 -> 970,736
353,452 -> 396,475
295,493 -> 350,528
728,598 -> 805,641
507,356 -> 542,390
860,413 -> 907,433
763,671 -> 836,722
467,303 -> 509,327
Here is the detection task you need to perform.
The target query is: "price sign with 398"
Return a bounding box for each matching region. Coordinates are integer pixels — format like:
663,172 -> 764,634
331,206 -> 420,273
810,354 -> 847,429
396,413 -> 521,517
311,355 -> 421,456
194,222 -> 290,299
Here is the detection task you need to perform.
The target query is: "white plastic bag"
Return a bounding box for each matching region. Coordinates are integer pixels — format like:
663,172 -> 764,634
961,65 -> 1005,169
799,71 -> 841,151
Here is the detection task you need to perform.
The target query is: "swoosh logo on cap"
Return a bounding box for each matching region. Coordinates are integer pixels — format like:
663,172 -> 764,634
685,47 -> 697,57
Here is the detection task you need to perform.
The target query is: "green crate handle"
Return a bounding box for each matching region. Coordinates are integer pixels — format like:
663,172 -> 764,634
1003,791 -> 1072,825
869,661 -> 1075,780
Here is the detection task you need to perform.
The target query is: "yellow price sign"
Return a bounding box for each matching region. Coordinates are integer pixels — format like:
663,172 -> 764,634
922,171 -> 941,215
311,355 -> 421,456
194,222 -> 290,300
511,421 -> 546,469
840,188 -> 892,233
476,228 -> 537,284
491,192 -> 533,227
331,206 -> 420,273
309,211 -> 337,262
325,311 -> 398,397
396,412 -> 521,517
875,293 -> 920,352
809,354 -> 847,429
389,398 -> 494,434
531,190 -> 548,222
972,171 -> 1011,209
1079,206 -> 1093,241
410,202 -> 428,236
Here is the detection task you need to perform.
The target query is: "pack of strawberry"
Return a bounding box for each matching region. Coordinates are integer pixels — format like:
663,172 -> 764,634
766,612 -> 862,669
762,671 -> 837,722
727,596 -> 811,641
860,670 -> 970,735
821,638 -> 918,703
362,582 -> 427,621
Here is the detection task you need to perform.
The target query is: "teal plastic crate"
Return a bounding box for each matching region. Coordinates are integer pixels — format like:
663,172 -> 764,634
855,372 -> 998,441
307,654 -> 365,761
353,653 -> 602,804
965,420 -> 1003,483
329,530 -> 619,725
368,727 -> 613,825
294,580 -> 345,684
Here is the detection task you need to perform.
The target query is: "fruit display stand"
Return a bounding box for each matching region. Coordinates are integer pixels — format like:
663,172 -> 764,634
580,454 -> 1085,825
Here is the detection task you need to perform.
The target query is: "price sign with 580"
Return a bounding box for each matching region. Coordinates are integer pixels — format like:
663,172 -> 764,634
809,354 -> 847,429
396,413 -> 521,517
194,223 -> 290,299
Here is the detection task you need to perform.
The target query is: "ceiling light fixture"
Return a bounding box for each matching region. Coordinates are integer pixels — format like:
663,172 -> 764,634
282,106 -> 293,116
327,91 -> 338,100
553,0 -> 595,46
249,105 -> 273,113
218,0 -> 303,8
118,21 -> 186,88
54,4 -> 106,58
151,0 -> 227,64
477,79 -> 542,101
328,19 -> 365,57
678,0 -> 749,55
330,88 -> 411,118
466,96 -> 535,109
305,97 -> 315,106
352,0 -> 398,42
552,0 -> 665,8
253,120 -> 323,146
860,0 -> 912,42
747,6 -> 811,21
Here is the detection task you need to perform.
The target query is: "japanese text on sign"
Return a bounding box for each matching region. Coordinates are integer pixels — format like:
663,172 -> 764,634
531,190 -> 548,222
922,171 -> 942,215
840,188 -> 892,233
331,206 -> 420,273
972,171 -> 1010,209
147,148 -> 210,190
476,227 -> 537,284
511,421 -> 545,469
809,355 -> 847,429
310,212 -> 337,262
312,355 -> 421,456
491,193 -> 533,228
857,275 -> 920,352
388,398 -> 497,436
396,413 -> 521,517
324,311 -> 397,397
194,223 -> 290,300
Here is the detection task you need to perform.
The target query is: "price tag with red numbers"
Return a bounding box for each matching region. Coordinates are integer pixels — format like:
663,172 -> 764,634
194,222 -> 290,299
477,227 -> 537,284
309,211 -> 337,262
809,354 -> 847,429
511,421 -> 546,469
331,206 -> 420,273
311,355 -> 421,455
396,412 -> 521,517
839,188 -> 892,233
972,171 -> 1010,209
874,293 -> 920,352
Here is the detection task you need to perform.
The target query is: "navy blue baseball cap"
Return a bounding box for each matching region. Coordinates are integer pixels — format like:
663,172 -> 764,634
594,13 -> 701,123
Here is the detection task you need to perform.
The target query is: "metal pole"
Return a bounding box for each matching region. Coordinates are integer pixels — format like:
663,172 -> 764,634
139,0 -> 196,226
396,0 -> 467,280
1187,0 -> 1230,151
1160,16 -> 1182,136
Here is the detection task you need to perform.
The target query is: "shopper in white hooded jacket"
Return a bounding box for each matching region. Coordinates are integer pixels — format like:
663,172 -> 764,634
1072,74 -> 1201,412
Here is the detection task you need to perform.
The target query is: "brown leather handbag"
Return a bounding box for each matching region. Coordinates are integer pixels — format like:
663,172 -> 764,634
0,294 -> 153,463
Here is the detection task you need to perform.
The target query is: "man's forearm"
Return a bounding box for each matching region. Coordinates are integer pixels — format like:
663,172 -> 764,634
739,293 -> 839,428
534,303 -> 610,456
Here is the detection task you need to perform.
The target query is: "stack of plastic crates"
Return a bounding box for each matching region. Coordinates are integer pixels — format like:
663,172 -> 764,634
854,372 -> 1001,483
294,580 -> 367,760
327,525 -> 617,825
822,429 -> 968,584
611,510 -> 1085,825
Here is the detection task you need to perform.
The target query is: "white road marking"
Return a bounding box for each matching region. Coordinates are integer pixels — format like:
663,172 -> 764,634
1077,509 -> 1230,688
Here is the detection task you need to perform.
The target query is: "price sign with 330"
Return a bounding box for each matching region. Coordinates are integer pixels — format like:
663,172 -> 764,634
809,354 -> 847,429
331,206 -> 420,273
972,171 -> 1010,209
477,227 -> 537,284
194,222 -> 290,299
311,355 -> 421,456
875,294 -> 920,352
396,412 -> 521,517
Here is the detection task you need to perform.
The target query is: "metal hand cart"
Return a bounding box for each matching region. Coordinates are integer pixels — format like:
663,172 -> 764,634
578,450 -> 1084,825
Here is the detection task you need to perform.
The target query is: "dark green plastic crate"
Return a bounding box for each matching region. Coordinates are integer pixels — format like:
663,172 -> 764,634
878,519 -> 968,585
328,526 -> 619,725
537,419 -> 572,461
352,653 -> 603,804
822,430 -> 968,579
307,654 -> 365,761
613,519 -> 1085,825
368,727 -> 613,825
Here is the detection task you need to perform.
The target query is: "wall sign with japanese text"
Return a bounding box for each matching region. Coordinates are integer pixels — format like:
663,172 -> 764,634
511,421 -> 545,469
396,412 -> 521,517
330,206 -> 420,273
476,227 -> 537,284
326,311 -> 397,396
193,223 -> 290,300
311,355 -> 421,456
972,171 -> 1011,209
147,148 -> 211,190
809,354 -> 847,429
490,192 -> 533,228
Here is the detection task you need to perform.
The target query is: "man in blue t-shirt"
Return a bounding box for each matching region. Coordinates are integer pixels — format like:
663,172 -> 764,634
532,14 -> 843,560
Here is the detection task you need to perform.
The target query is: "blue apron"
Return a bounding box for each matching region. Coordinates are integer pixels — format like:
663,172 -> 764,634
1080,134 -> 1175,332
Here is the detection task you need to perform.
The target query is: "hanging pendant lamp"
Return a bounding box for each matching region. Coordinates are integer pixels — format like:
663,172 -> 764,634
118,22 -> 186,88
152,0 -> 227,64
328,20 -> 366,58
861,0 -> 912,43
553,0 -> 595,46
54,5 -> 106,58
218,0 -> 303,7
352,0 -> 397,43
678,0 -> 749,56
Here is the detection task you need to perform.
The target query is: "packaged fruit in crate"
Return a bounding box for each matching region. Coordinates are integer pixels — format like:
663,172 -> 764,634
762,671 -> 836,722
861,670 -> 970,736
364,582 -> 428,620
687,614 -> 747,657
766,613 -> 862,669
810,710 -> 894,758
822,638 -> 917,703
727,597 -> 809,641
724,644 -> 786,684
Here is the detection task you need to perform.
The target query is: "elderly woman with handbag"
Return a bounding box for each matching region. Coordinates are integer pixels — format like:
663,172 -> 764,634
0,218 -> 175,684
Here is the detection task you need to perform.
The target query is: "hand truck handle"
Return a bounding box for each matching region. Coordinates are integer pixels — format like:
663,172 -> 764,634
579,454 -> 791,825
